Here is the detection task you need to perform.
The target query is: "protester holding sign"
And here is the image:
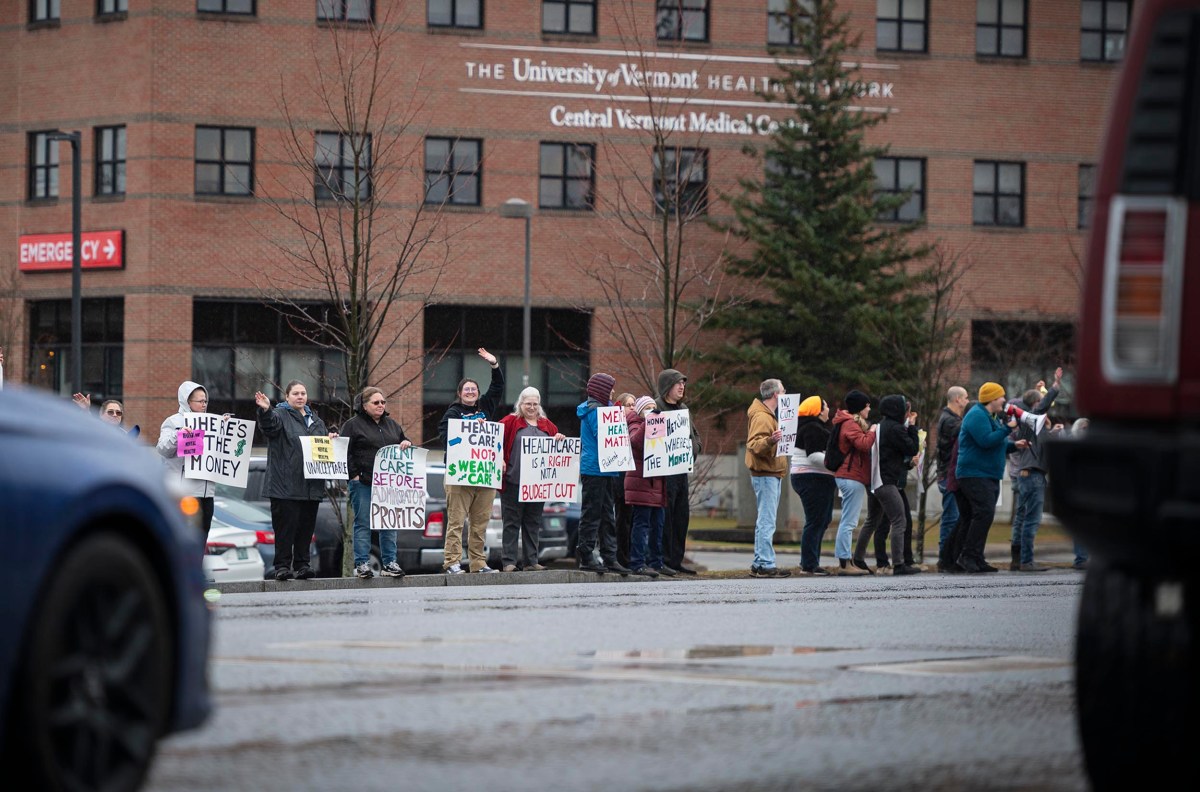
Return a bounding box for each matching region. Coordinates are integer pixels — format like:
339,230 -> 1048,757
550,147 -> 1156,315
341,386 -> 411,580
625,396 -> 665,577
576,372 -> 628,575
790,396 -> 834,576
156,381 -> 218,538
655,368 -> 699,575
437,347 -> 505,574
745,379 -> 790,578
498,387 -> 564,571
254,381 -> 333,581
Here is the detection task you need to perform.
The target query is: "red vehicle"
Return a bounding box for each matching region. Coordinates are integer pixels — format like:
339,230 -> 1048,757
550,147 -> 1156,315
1045,0 -> 1199,785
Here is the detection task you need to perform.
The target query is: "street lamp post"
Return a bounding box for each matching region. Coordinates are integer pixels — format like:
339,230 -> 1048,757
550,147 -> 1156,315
499,197 -> 534,388
48,130 -> 83,396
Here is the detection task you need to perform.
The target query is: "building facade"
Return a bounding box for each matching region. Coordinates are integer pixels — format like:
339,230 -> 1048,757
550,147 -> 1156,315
2,1 -> 1122,443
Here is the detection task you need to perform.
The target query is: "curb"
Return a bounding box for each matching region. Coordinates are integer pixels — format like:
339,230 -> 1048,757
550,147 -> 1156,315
212,569 -> 672,594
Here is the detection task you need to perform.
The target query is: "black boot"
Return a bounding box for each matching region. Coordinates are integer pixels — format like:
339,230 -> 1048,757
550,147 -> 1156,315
1009,543 -> 1021,572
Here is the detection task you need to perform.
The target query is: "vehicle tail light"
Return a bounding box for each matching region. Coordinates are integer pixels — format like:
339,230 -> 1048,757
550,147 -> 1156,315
255,530 -> 275,545
205,541 -> 236,556
424,510 -> 445,538
1102,196 -> 1185,383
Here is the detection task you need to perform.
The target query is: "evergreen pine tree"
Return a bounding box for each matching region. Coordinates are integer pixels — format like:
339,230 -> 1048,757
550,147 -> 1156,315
717,0 -> 932,402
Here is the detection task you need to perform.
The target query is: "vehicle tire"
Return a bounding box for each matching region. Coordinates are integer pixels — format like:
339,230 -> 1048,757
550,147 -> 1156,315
1075,562 -> 1195,789
14,532 -> 172,792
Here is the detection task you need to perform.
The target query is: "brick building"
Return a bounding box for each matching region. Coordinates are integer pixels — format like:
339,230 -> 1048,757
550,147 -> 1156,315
1,1 -> 1122,445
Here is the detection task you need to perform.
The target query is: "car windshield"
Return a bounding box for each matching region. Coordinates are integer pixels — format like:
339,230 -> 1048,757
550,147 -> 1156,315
212,498 -> 272,526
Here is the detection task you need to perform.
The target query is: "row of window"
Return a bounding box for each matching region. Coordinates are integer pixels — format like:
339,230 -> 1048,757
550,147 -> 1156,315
26,126 -> 1097,229
29,1 -> 1130,63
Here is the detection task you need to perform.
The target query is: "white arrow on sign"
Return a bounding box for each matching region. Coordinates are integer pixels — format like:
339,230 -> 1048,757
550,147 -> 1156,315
103,239 -> 115,258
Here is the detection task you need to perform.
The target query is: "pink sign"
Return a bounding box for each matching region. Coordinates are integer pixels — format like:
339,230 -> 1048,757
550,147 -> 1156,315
645,413 -> 667,439
177,428 -> 205,457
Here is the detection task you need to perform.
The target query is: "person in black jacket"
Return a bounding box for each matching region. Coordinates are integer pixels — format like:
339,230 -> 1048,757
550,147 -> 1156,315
935,386 -> 969,571
341,386 -> 412,580
437,347 -> 504,574
789,395 -> 835,575
869,394 -> 922,575
254,380 -> 335,581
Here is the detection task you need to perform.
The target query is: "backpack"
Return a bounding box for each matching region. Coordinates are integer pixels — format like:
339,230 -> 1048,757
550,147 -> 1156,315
824,420 -> 846,472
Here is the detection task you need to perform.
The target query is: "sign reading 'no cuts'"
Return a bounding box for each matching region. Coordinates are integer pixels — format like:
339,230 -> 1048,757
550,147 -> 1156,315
445,419 -> 504,489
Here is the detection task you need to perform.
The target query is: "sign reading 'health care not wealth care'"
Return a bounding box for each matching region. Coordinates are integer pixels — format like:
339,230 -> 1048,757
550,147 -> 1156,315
300,436 -> 350,479
181,415 -> 256,488
371,446 -> 429,530
597,406 -> 635,473
519,436 -> 581,503
445,419 -> 504,489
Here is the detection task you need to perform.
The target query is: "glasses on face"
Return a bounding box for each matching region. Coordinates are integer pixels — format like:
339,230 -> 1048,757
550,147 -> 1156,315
189,398 -> 208,404
105,409 -> 123,416
369,400 -> 386,406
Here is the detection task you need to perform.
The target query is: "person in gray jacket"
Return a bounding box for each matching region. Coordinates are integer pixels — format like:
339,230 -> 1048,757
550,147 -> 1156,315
254,381 -> 334,581
157,380 -> 218,538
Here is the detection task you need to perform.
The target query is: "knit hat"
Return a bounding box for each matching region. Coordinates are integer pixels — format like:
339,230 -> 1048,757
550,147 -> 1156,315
798,395 -> 823,417
587,373 -> 616,404
978,382 -> 1005,404
844,390 -> 871,414
633,396 -> 657,416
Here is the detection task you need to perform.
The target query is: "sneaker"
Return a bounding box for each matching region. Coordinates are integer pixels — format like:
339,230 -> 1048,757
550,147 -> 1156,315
445,563 -> 464,575
476,566 -> 499,573
750,566 -> 790,578
294,566 -> 315,580
525,564 -> 546,571
606,561 -> 631,576
355,563 -> 373,579
807,566 -> 831,576
894,564 -> 922,576
631,566 -> 659,577
274,567 -> 294,581
676,565 -> 699,575
1018,562 -> 1049,572
502,564 -> 517,572
380,562 -> 405,578
656,565 -> 677,577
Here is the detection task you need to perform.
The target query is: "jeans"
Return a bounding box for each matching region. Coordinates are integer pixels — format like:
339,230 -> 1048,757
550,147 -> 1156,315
1074,540 -> 1089,565
578,474 -> 618,563
956,477 -> 999,565
937,479 -> 958,553
1009,480 -> 1025,546
834,478 -> 866,560
1014,471 -> 1047,564
630,505 -> 665,570
791,473 -> 836,571
350,479 -> 396,566
751,475 -> 782,569
500,485 -> 544,568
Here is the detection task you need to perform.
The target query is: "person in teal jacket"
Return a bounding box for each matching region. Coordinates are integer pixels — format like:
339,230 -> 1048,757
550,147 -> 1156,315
950,382 -> 1029,573
575,373 -> 628,574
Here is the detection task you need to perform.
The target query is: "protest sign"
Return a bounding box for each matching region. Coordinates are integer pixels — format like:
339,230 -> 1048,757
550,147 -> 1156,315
370,446 -> 429,530
776,393 -> 800,457
445,418 -> 504,489
519,436 -> 581,502
597,405 -> 635,472
182,415 -> 255,488
644,409 -> 693,477
300,436 -> 350,480
176,428 -> 205,457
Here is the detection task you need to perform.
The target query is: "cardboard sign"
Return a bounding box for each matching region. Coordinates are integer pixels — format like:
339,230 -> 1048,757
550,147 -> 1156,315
776,393 -> 800,457
519,436 -> 582,502
644,409 -> 693,477
176,428 -> 205,457
445,418 -> 504,489
597,405 -> 635,472
370,446 -> 428,531
181,415 -> 256,488
301,436 -> 350,479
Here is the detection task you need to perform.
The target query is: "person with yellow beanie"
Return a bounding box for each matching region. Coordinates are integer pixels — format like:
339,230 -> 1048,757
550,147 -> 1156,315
947,382 -> 1030,573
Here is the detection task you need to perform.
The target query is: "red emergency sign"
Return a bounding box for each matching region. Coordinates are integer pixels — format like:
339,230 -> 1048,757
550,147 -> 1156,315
18,230 -> 125,272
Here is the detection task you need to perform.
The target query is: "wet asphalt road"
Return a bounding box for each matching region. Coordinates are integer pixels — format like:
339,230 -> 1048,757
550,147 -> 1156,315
147,573 -> 1088,791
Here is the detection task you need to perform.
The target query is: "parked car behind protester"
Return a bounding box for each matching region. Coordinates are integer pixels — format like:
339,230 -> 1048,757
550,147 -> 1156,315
0,386 -> 212,790
203,522 -> 266,582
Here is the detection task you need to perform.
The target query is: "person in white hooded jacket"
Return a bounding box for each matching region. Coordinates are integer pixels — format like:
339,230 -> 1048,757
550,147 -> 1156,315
157,380 -> 218,537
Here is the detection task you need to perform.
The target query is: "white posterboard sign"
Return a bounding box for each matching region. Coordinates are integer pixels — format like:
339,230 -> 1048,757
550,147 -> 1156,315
519,436 -> 582,503
645,409 -> 693,477
597,405 -> 635,472
182,415 -> 256,488
776,393 -> 801,457
445,418 -> 504,489
300,436 -> 350,480
370,445 -> 429,531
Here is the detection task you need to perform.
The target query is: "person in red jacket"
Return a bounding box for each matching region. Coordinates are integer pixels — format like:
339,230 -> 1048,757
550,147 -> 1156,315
625,396 -> 666,577
498,387 -> 565,571
832,390 -> 875,576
